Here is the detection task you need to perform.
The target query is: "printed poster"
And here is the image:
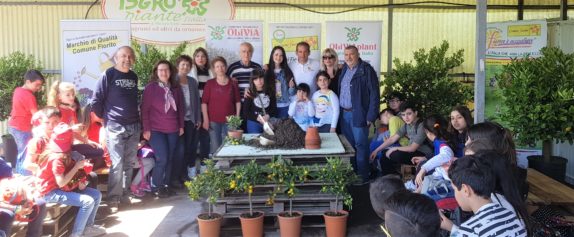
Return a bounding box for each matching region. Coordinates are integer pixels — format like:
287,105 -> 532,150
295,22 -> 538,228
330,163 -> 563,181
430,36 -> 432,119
205,20 -> 263,65
268,23 -> 321,64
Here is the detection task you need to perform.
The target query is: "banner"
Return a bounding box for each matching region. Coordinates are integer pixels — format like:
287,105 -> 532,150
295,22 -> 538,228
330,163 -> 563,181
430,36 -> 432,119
60,20 -> 131,107
205,20 -> 264,65
102,0 -> 235,45
269,23 -> 321,64
326,21 -> 383,77
485,20 -> 547,120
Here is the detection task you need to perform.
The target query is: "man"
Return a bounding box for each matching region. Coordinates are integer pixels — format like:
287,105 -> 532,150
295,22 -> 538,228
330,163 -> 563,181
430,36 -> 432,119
226,42 -> 262,98
338,45 -> 380,184
289,41 -> 321,94
91,46 -> 140,213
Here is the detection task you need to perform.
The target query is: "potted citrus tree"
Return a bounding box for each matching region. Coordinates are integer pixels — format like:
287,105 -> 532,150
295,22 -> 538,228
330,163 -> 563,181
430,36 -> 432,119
185,159 -> 227,237
497,47 -> 574,182
226,115 -> 244,139
266,156 -> 309,237
317,157 -> 357,237
230,159 -> 266,237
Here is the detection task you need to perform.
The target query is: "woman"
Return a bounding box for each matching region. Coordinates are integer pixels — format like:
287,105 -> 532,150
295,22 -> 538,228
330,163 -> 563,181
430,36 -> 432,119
201,57 -> 241,155
141,60 -> 185,198
447,105 -> 473,157
320,48 -> 341,94
265,46 -> 295,119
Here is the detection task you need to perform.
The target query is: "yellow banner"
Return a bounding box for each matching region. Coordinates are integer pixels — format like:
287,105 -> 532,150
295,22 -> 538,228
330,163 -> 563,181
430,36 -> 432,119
271,36 -> 319,52
508,24 -> 541,37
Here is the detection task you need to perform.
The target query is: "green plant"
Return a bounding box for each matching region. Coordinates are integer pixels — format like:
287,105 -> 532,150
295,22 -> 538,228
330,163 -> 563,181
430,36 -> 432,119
185,159 -> 227,219
316,157 -> 357,215
266,156 -> 309,217
0,52 -> 43,121
497,47 -> 574,161
382,41 -> 472,117
132,41 -> 187,87
229,159 -> 266,217
226,115 -> 243,131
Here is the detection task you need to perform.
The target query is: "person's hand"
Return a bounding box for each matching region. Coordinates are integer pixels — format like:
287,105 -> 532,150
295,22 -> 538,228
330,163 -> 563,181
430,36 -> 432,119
195,122 -> 201,129
74,159 -> 86,170
385,147 -> 398,158
367,121 -> 372,128
16,204 -> 33,216
439,210 -> 454,231
244,89 -> 253,99
289,79 -> 295,88
330,128 -> 336,133
202,120 -> 210,130
87,140 -> 100,148
369,150 -> 379,161
143,131 -> 151,141
411,156 -> 427,165
179,128 -> 184,136
415,169 -> 426,187
79,180 -> 89,190
71,124 -> 84,133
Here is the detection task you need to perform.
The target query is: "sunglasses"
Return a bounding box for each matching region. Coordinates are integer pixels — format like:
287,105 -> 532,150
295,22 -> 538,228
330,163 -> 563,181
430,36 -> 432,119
322,55 -> 335,60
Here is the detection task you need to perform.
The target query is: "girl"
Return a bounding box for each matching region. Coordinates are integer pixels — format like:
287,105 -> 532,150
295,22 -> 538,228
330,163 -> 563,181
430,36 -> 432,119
48,81 -> 78,125
312,71 -> 339,133
131,139 -> 154,197
201,57 -> 241,154
174,55 -> 201,184
243,69 -> 277,134
265,46 -> 295,119
141,60 -> 185,198
288,83 -> 315,131
447,105 -> 473,157
320,48 -> 341,94
79,105 -> 109,171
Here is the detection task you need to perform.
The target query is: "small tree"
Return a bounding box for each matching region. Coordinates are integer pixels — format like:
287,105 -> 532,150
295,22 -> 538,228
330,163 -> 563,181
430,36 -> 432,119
497,47 -> 574,161
230,159 -> 266,218
381,41 -> 472,117
132,41 -> 187,87
0,52 -> 43,121
266,156 -> 309,217
226,115 -> 243,131
317,157 -> 357,216
185,159 -> 227,219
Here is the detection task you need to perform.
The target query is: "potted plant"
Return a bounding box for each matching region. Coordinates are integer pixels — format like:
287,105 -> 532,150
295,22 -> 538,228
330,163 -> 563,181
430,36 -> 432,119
317,157 -> 358,237
226,115 -> 244,139
266,156 -> 309,237
497,47 -> 574,182
185,159 -> 227,237
230,159 -> 266,237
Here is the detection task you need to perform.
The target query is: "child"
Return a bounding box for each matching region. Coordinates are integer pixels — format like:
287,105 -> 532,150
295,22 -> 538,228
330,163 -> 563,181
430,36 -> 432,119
9,70 -> 45,175
242,69 -> 277,134
131,140 -> 155,197
369,175 -> 407,220
80,104 -> 109,170
440,156 -> 527,236
382,191 -> 441,237
312,71 -> 339,133
369,108 -> 407,161
288,83 -> 315,131
35,116 -> 105,237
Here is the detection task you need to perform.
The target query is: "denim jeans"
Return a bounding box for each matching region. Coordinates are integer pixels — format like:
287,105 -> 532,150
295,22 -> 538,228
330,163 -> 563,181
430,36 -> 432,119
0,197 -> 46,237
340,111 -> 370,182
105,121 -> 140,202
176,121 -> 199,174
149,131 -> 179,188
198,127 -> 210,160
44,187 -> 101,236
277,106 -> 289,119
209,122 -> 228,154
246,120 -> 263,134
9,126 -> 32,176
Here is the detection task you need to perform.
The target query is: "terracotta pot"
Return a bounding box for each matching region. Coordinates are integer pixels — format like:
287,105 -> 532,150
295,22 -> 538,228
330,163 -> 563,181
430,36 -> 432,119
239,211 -> 264,237
228,129 -> 244,139
278,211 -> 303,237
197,213 -> 222,237
305,127 -> 321,149
323,210 -> 348,237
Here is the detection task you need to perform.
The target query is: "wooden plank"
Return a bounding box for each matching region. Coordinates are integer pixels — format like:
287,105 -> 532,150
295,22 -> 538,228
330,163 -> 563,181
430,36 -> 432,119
526,192 -> 548,205
527,168 -> 574,205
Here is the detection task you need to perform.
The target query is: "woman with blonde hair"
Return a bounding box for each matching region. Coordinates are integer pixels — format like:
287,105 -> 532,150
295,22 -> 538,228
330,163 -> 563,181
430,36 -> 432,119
320,48 -> 341,93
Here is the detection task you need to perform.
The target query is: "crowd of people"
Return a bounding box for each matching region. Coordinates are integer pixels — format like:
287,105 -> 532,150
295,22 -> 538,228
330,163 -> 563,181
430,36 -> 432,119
0,40 -> 531,237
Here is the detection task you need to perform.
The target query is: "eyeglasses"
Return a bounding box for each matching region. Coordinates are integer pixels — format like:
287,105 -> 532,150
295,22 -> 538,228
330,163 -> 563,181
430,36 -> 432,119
322,55 -> 335,60
388,99 -> 401,103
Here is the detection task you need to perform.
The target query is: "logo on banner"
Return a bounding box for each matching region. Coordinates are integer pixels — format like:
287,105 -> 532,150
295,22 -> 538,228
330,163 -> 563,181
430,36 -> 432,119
345,27 -> 362,42
209,26 -> 226,40
487,27 -> 534,50
102,0 -> 235,45
273,29 -> 286,43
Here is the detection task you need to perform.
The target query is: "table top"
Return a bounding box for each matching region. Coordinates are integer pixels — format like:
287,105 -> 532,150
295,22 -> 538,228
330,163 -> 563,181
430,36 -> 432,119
527,168 -> 574,205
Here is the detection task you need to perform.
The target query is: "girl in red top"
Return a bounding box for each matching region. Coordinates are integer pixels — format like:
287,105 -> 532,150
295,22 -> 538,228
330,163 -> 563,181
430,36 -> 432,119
201,56 -> 241,155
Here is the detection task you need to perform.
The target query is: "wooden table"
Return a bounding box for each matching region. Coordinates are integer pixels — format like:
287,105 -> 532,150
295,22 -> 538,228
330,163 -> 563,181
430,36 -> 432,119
527,168 -> 574,205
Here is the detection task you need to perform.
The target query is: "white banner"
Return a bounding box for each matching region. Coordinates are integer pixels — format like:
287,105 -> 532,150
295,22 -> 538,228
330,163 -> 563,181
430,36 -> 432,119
326,21 -> 383,77
205,20 -> 264,65
60,20 -> 131,107
269,23 -> 321,64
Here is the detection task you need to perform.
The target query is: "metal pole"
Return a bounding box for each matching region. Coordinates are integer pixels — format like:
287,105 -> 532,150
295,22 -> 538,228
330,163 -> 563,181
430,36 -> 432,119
475,0 -> 487,123
517,0 -> 524,20
561,0 -> 568,20
387,0 -> 394,76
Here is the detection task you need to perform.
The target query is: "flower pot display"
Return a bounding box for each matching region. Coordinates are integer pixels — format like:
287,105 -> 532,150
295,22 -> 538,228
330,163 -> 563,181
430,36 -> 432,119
278,211 -> 303,237
197,213 -> 222,237
305,127 -> 321,149
528,155 -> 568,183
323,210 -> 349,237
239,211 -> 264,237
228,129 -> 244,139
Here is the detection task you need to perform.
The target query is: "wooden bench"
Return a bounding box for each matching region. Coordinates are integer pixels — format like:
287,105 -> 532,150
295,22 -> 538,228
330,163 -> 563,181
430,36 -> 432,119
527,168 -> 574,206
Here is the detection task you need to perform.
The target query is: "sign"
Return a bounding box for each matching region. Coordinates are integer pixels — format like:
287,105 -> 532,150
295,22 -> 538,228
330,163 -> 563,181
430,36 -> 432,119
205,20 -> 263,65
269,23 -> 321,64
485,20 -> 547,121
101,0 -> 235,45
326,21 -> 383,77
60,20 -> 131,107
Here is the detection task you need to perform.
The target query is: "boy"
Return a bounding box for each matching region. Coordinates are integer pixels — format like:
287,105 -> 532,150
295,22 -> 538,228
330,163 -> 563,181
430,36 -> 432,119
288,83 -> 315,131
382,191 -> 441,237
369,175 -> 407,220
440,156 -> 527,236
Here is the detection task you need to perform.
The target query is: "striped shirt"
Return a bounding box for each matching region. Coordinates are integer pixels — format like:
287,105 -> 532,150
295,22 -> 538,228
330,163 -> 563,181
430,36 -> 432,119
226,60 -> 262,98
451,203 -> 526,237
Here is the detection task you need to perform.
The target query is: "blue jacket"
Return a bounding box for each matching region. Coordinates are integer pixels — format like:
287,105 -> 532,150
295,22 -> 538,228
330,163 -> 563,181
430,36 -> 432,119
338,58 -> 380,127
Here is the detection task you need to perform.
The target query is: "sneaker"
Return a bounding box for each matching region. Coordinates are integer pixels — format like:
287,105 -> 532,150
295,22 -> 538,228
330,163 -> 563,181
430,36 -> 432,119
154,187 -> 169,198
108,202 -> 119,214
120,196 -> 132,206
83,225 -> 106,237
140,181 -> 152,192
166,186 -> 177,196
131,184 -> 145,197
405,180 -> 417,191
187,166 -> 197,178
